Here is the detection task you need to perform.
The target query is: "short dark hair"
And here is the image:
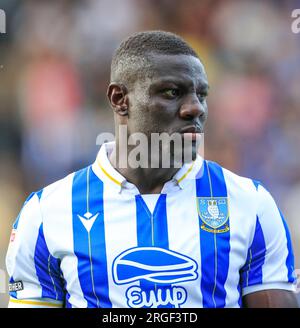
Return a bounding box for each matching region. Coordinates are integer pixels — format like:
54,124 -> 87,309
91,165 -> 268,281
110,30 -> 199,87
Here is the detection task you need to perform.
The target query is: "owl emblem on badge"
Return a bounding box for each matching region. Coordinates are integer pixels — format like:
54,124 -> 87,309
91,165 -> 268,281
197,197 -> 230,233
207,200 -> 219,219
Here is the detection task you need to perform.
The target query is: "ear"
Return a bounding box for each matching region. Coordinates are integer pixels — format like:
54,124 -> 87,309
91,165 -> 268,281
107,83 -> 129,116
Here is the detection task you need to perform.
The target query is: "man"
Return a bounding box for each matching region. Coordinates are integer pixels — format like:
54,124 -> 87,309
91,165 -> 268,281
6,31 -> 298,308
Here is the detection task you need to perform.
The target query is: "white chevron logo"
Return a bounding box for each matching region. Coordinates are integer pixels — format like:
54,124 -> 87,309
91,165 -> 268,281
77,212 -> 99,232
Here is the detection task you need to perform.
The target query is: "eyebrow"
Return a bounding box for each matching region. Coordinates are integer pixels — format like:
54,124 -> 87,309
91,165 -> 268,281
151,77 -> 209,90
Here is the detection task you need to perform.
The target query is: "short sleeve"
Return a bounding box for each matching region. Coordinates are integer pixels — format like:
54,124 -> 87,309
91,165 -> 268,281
6,192 -> 64,307
240,183 -> 296,296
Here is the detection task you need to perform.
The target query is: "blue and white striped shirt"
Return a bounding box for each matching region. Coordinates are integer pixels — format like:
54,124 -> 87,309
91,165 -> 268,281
6,142 -> 296,308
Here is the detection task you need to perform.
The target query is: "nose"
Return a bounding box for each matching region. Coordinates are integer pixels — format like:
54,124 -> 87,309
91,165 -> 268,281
179,94 -> 206,121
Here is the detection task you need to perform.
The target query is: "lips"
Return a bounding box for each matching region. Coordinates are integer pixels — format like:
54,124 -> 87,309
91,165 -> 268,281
179,125 -> 203,134
179,126 -> 203,142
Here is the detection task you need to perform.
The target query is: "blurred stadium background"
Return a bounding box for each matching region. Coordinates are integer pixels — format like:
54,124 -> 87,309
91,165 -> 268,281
0,0 -> 299,307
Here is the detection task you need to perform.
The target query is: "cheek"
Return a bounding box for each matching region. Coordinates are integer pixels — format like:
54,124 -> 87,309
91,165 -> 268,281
148,98 -> 177,121
127,105 -> 155,134
128,95 -> 177,134
146,100 -> 176,132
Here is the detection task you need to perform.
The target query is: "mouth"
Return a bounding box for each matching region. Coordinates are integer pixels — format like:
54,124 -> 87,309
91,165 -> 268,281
179,125 -> 203,141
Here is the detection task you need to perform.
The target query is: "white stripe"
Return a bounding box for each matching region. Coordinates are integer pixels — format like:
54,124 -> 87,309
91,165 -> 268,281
222,169 -> 258,307
102,182 -> 138,308
166,181 -> 202,308
257,186 -> 289,285
9,194 -> 43,300
41,173 -> 87,308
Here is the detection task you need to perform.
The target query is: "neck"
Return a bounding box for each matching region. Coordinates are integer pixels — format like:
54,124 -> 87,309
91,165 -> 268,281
109,142 -> 180,194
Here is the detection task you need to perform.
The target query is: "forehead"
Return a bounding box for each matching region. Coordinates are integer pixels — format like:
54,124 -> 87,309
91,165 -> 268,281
145,53 -> 208,85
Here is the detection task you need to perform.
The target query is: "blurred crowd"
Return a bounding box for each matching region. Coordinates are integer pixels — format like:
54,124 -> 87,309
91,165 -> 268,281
0,0 -> 299,306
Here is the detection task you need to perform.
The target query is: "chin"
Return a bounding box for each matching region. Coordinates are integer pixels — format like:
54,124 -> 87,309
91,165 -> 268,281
182,144 -> 198,163
191,150 -> 198,161
168,150 -> 196,169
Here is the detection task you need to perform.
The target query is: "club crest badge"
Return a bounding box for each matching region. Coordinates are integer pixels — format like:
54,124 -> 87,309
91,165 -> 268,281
197,197 -> 230,233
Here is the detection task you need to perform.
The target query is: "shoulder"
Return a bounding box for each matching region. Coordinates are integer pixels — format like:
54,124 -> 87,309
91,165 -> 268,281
28,165 -> 91,209
204,159 -> 261,196
202,160 -> 280,219
206,160 -> 286,223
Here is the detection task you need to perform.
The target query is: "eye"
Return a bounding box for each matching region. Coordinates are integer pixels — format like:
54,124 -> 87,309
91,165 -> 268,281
162,88 -> 180,98
197,92 -> 208,102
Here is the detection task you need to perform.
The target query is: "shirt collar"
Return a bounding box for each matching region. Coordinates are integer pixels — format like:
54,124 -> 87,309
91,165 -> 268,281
92,142 -> 203,193
172,155 -> 203,189
92,142 -> 125,192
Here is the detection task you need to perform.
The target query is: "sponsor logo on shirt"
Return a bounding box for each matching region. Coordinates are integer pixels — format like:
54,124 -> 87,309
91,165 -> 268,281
112,247 -> 198,308
9,281 -> 24,292
77,212 -> 99,232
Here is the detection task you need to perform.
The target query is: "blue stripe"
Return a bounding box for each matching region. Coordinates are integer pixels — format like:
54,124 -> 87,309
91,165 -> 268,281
136,195 -> 152,247
153,194 -> 172,308
34,223 -> 64,300
241,216 -> 266,287
135,194 -> 169,248
65,293 -> 72,308
13,213 -> 21,230
153,194 -> 168,249
196,162 -> 215,307
36,189 -> 43,200
135,195 -> 153,300
72,167 -> 111,308
196,161 -> 230,308
279,211 -> 295,283
88,169 -> 111,307
135,194 -> 172,308
72,168 -> 91,306
252,180 -> 260,191
207,162 -> 231,307
237,284 -> 242,307
252,180 -> 271,193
